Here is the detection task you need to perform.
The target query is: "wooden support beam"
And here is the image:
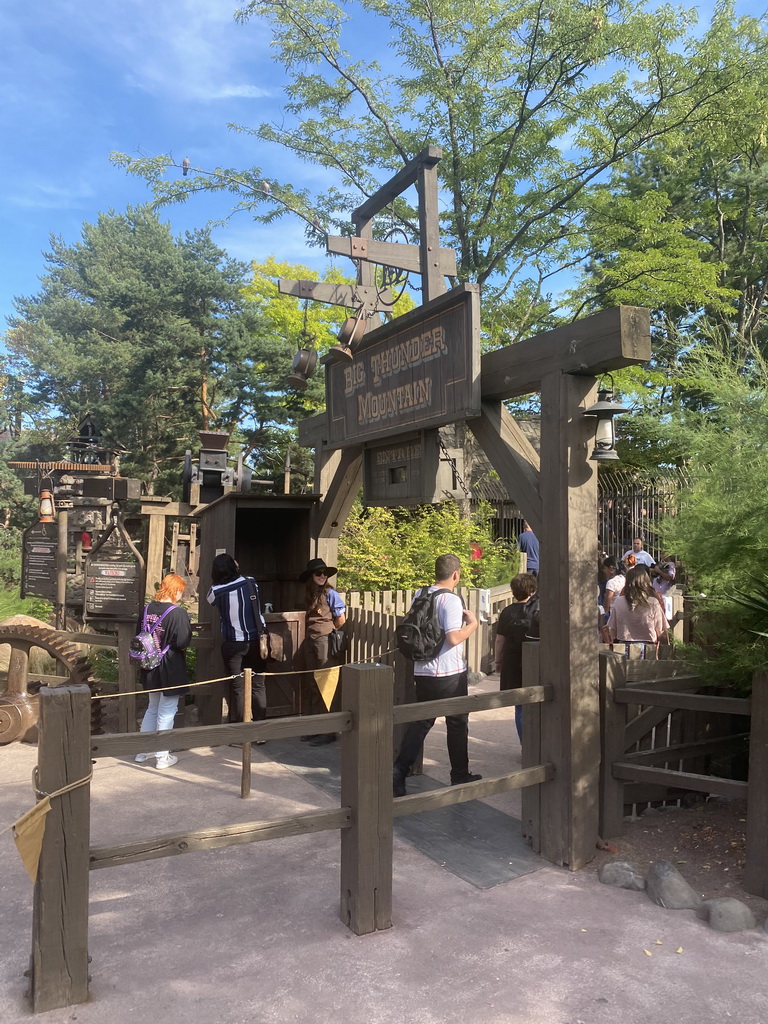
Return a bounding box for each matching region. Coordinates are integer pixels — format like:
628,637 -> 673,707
340,664 -> 393,934
277,278 -> 394,310
599,651 -> 629,840
297,412 -> 327,449
325,238 -> 456,278
313,446 -> 363,541
613,689 -> 752,715
31,684 -> 91,1012
612,763 -> 748,799
538,371 -> 601,870
144,512 -> 165,598
480,306 -> 651,402
418,158 -> 446,302
353,145 -> 442,220
392,764 -> 554,816
520,643 -> 543,850
467,402 -> 542,532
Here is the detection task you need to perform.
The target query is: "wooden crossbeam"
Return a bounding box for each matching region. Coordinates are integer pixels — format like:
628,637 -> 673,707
612,762 -> 748,799
480,306 -> 651,402
277,278 -> 393,311
614,688 -> 752,715
353,145 -> 442,220
325,236 -> 457,277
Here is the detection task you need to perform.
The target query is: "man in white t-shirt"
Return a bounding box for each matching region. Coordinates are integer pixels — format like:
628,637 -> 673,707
622,536 -> 656,568
393,553 -> 480,797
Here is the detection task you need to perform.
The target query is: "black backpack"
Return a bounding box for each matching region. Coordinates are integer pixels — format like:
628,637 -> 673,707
395,587 -> 454,661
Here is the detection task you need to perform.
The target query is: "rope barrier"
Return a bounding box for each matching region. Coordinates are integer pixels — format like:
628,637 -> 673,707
89,648 -> 398,700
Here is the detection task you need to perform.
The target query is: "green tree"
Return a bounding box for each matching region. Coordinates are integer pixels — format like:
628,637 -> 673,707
657,347 -> 768,691
3,207 -> 265,495
113,0 -> 768,340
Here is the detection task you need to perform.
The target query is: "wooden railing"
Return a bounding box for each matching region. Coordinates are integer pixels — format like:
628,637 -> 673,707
599,652 -> 767,899
28,664 -> 552,1013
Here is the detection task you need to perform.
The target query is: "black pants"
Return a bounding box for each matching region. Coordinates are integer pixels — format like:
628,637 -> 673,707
394,671 -> 469,782
221,641 -> 267,723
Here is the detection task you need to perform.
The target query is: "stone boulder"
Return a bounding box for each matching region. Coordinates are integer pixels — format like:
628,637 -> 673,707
645,860 -> 703,910
598,861 -> 646,891
696,898 -> 757,933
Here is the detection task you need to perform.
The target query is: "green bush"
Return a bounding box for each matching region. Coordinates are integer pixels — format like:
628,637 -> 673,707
338,500 -> 518,592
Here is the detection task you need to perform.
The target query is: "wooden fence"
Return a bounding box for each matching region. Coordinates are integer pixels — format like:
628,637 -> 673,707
28,664 -> 552,1013
599,651 -> 767,898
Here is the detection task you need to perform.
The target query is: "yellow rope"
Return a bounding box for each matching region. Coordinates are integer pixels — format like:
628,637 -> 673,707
91,648 -> 397,700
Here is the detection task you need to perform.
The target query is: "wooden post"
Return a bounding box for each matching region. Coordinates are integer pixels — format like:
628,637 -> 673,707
144,513 -> 165,599
599,651 -> 628,840
417,154 -> 446,302
31,683 -> 91,1012
340,663 -> 393,934
116,621 -> 137,733
241,668 -> 252,799
745,669 -> 768,897
55,509 -> 68,630
538,371 -> 601,869
520,642 -> 542,851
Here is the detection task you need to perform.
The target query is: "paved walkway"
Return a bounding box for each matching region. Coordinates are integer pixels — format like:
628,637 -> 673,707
1,677 -> 767,1023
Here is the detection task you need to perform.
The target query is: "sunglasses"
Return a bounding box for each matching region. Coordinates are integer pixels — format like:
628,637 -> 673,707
313,571 -> 328,578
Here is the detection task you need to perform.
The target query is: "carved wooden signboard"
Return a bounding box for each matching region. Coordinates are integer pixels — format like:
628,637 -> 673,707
21,521 -> 58,600
325,284 -> 480,449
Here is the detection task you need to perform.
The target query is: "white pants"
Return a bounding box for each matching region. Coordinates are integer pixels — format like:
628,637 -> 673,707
139,692 -> 180,758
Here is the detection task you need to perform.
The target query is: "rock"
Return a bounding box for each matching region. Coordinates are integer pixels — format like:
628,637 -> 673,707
697,898 -> 756,932
598,861 -> 646,891
645,860 -> 703,910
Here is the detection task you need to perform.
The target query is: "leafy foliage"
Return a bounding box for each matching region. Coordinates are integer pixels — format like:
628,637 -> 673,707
338,499 -> 518,591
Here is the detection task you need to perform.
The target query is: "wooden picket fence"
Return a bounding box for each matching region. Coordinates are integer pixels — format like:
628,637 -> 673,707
27,665 -> 552,1012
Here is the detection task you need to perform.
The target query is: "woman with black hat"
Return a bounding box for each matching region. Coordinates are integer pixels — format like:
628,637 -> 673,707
299,557 -> 347,745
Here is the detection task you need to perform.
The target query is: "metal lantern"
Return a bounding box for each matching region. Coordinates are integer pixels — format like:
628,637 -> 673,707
285,348 -> 318,390
38,488 -> 55,522
582,383 -> 629,461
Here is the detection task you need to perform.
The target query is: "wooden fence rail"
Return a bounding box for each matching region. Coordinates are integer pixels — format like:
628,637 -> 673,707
599,651 -> 768,899
30,663 -> 552,1013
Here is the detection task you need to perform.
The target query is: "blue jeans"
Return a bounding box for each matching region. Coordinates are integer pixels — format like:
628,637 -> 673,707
139,692 -> 180,757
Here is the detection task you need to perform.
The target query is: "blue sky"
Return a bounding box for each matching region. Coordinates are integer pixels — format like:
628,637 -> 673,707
0,0 -> 764,335
0,0 -> 342,331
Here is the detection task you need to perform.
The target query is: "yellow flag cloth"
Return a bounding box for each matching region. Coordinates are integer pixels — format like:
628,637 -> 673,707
313,666 -> 341,711
13,798 -> 51,883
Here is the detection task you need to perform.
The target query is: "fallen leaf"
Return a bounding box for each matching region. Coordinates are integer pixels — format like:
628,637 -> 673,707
655,940 -> 663,945
644,949 -> 653,957
676,947 -> 683,954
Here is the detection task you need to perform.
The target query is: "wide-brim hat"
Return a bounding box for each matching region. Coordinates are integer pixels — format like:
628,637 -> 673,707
299,557 -> 338,582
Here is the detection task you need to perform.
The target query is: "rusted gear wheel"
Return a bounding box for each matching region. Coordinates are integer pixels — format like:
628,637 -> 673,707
0,625 -> 101,744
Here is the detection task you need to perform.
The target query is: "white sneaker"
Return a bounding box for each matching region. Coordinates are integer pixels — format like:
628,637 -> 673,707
134,753 -> 151,763
155,754 -> 178,770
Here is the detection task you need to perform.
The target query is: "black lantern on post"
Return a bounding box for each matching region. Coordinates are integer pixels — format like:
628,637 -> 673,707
582,377 -> 629,461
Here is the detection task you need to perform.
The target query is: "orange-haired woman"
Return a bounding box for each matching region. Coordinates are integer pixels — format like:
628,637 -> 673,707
134,573 -> 191,769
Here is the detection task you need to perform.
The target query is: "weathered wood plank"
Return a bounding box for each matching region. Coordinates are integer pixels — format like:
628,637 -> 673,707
324,237 -> 457,277
614,689 -> 752,715
392,685 -> 552,725
353,145 -> 443,220
467,402 -> 542,533
538,371 -> 601,870
90,711 -> 352,758
520,643 -> 542,850
599,652 -> 628,840
612,763 -> 748,798
277,278 -> 394,310
745,670 -> 768,897
312,446 -> 364,538
622,733 -> 750,766
89,808 -> 351,870
392,764 -> 554,817
481,306 -> 651,402
340,664 -> 393,934
31,685 -> 91,1012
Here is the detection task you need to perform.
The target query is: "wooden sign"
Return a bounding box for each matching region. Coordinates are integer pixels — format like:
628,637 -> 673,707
363,431 -> 464,506
21,521 -> 58,600
84,518 -> 144,620
325,284 -> 480,449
